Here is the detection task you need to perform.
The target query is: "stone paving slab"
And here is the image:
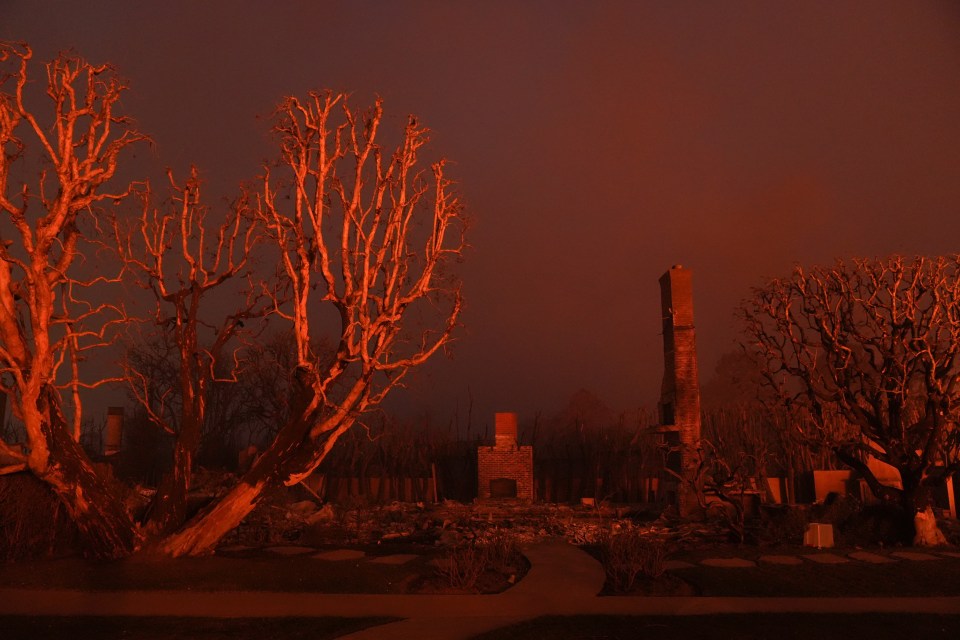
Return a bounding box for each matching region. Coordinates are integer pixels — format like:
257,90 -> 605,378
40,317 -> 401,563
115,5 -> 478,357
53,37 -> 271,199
891,551 -> 940,561
701,557 -> 756,568
802,553 -> 849,564
848,551 -> 897,564
369,554 -> 419,565
216,545 -> 255,554
266,546 -> 316,556
663,559 -> 696,570
759,555 -> 803,565
314,549 -> 366,561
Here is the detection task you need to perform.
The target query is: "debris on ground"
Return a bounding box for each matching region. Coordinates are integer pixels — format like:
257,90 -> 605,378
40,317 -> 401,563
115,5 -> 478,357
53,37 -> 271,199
213,484 -> 733,550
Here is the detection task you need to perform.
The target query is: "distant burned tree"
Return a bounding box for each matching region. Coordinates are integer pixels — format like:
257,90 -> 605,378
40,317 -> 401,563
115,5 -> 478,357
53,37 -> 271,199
117,329 -> 302,473
115,168 -> 269,536
317,412 -> 451,501
0,44 -> 146,557
741,256 -> 960,533
231,329 -> 334,445
531,390 -> 654,502
162,92 -> 465,556
701,352 -> 835,502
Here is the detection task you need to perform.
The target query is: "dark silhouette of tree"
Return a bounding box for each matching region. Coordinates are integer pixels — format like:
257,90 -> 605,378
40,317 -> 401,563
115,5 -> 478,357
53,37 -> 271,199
741,256 -> 960,536
700,351 -> 836,503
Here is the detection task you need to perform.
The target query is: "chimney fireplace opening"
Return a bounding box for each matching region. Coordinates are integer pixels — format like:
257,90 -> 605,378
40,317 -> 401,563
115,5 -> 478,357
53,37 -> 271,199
489,478 -> 518,499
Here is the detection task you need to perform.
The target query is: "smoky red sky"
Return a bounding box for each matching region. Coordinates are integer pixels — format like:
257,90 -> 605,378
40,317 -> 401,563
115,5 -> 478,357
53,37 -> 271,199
4,1 -> 960,427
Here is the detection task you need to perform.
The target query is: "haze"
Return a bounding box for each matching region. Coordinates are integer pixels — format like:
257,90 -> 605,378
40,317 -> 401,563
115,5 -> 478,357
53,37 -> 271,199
4,0 -> 960,426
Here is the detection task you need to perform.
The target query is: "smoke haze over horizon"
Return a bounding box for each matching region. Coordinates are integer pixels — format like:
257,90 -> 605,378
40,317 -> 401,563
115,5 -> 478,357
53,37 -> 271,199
5,0 -> 960,429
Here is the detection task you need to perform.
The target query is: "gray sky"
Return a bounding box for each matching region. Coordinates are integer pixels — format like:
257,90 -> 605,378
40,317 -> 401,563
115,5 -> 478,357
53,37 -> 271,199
4,0 -> 960,428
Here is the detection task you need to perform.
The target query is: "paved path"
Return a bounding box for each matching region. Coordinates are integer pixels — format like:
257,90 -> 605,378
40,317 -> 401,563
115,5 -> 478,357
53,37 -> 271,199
339,539 -> 607,639
2,540 -> 960,640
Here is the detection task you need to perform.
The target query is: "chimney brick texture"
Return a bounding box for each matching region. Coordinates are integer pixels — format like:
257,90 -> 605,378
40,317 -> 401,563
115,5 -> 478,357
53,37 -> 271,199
494,412 -> 518,447
659,266 -> 702,517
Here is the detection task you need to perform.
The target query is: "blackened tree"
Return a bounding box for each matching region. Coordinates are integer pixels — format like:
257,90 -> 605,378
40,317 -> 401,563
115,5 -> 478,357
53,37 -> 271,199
741,256 -> 960,536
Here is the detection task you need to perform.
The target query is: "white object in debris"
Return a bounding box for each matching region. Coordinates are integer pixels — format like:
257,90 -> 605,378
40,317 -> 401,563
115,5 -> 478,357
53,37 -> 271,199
914,506 -> 948,547
803,522 -> 834,549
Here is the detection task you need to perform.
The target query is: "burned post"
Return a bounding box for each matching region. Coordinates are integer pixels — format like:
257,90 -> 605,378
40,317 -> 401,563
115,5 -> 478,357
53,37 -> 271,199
104,407 -> 124,457
657,265 -> 703,517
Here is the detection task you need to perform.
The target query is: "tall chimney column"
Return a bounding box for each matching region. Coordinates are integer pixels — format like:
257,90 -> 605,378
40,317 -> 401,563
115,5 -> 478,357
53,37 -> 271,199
658,265 -> 702,517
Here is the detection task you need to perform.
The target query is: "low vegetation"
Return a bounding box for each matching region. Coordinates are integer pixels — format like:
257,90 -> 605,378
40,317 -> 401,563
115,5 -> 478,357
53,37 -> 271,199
434,529 -> 527,592
599,525 -> 670,592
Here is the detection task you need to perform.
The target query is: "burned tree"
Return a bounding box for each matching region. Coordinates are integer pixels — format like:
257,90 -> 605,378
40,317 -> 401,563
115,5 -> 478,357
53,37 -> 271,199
116,168 -> 268,536
0,44 -> 145,557
0,42 -> 465,558
741,256 -> 960,534
161,92 -> 465,556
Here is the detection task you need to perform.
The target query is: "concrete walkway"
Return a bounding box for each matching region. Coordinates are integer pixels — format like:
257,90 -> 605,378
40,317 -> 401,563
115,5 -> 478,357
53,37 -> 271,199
2,540 -> 960,640
339,540 -> 607,639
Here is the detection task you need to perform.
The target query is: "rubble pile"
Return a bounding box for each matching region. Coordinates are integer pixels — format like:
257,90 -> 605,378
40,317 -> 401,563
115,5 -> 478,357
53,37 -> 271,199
213,485 -> 730,549
137,469 -> 738,550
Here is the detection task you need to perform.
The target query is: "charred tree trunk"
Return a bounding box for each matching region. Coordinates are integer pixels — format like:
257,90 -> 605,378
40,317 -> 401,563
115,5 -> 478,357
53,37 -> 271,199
35,390 -> 140,559
836,446 -> 947,545
145,373 -> 204,537
899,469 -> 936,538
144,435 -> 196,537
160,426 -> 317,556
160,386 -> 318,556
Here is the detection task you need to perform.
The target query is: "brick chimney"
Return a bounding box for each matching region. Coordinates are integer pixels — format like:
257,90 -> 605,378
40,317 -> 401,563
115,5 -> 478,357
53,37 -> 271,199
658,265 -> 702,517
494,412 -> 518,449
477,412 -> 534,502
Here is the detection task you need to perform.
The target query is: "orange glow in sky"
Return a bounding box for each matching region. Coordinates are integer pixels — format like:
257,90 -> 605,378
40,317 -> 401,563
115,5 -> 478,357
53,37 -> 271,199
5,1 -> 960,426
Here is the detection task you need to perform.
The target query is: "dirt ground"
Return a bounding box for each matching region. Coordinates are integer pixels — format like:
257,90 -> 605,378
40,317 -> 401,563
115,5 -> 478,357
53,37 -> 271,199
5,536 -> 960,599
666,549 -> 960,597
4,496 -> 959,640
4,502 -> 960,640
0,541 -> 526,595
4,496 -> 960,598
